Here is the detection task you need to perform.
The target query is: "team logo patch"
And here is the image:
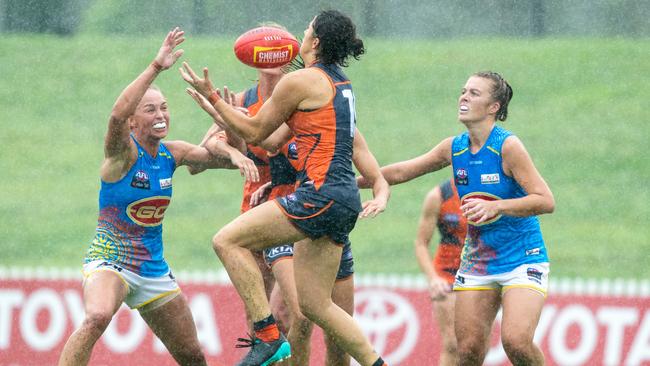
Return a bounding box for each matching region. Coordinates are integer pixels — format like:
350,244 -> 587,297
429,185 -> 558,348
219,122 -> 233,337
455,168 -> 468,185
131,170 -> 150,189
527,267 -> 543,284
159,178 -> 172,189
480,173 -> 500,185
126,196 -> 170,227
526,247 -> 541,256
287,142 -> 298,160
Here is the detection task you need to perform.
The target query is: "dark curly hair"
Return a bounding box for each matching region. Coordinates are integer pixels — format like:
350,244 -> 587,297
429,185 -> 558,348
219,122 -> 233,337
312,10 -> 365,67
474,71 -> 514,121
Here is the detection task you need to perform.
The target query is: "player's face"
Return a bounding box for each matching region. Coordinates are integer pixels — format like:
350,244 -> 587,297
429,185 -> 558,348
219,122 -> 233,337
458,76 -> 499,124
300,18 -> 317,59
131,88 -> 170,141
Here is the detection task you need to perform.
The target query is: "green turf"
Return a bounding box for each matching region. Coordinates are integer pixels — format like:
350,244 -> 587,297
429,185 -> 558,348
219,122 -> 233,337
0,35 -> 647,278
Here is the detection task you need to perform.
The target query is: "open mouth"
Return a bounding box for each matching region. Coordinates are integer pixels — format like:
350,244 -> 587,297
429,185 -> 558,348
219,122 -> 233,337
152,121 -> 166,130
459,105 -> 469,112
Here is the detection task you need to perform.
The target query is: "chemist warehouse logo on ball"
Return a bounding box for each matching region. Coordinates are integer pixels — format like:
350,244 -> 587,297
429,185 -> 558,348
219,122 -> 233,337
254,45 -> 294,65
126,196 -> 170,227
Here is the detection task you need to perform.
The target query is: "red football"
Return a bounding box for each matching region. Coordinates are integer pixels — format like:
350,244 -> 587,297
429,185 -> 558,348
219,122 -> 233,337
233,26 -> 300,69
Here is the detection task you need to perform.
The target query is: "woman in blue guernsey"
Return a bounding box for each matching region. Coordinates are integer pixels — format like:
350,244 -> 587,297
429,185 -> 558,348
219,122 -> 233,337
358,72 -> 554,366
58,28 -> 255,366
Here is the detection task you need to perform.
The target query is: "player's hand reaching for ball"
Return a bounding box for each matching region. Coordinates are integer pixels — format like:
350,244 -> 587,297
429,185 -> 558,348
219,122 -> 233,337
153,27 -> 185,71
180,62 -> 217,100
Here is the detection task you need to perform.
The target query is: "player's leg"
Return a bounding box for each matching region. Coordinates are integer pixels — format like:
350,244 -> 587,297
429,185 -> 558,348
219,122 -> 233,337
271,257 -> 313,366
454,289 -> 501,366
500,288 -> 545,365
432,292 -> 458,366
293,238 -> 383,366
324,275 -> 354,366
269,280 -> 291,334
140,294 -> 207,366
212,199 -> 305,325
212,200 -> 304,365
58,269 -> 127,366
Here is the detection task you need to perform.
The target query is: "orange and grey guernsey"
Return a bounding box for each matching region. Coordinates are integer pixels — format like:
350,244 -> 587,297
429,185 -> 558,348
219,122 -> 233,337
240,84 -> 272,213
433,179 -> 467,284
286,63 -> 361,212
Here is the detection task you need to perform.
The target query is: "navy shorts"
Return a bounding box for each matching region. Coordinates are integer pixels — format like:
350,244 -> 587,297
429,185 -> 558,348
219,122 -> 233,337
275,187 -> 359,245
263,240 -> 354,281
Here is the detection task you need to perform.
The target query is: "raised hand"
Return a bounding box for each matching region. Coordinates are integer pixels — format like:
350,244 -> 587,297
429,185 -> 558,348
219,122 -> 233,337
180,61 -> 216,99
153,27 -> 185,70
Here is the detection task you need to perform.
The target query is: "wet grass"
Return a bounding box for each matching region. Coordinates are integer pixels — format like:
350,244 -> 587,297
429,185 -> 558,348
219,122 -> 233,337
0,35 -> 647,279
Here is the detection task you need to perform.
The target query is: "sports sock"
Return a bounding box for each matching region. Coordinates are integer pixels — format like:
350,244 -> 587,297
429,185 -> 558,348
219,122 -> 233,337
253,314 -> 280,342
371,357 -> 388,366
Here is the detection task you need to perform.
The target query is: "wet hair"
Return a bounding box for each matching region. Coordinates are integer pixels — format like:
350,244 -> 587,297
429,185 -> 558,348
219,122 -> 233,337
312,10 -> 365,67
474,71 -> 513,121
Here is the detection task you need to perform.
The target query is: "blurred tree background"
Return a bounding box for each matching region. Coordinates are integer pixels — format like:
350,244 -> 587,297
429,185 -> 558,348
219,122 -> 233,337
1,0 -> 648,38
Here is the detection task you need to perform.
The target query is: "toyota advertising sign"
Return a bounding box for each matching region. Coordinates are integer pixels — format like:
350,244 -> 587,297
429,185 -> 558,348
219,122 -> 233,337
1,268 -> 649,365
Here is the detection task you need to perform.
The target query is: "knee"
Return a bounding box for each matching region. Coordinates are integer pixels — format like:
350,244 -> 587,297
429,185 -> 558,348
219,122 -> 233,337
442,337 -> 458,357
170,344 -> 206,366
297,297 -> 325,322
211,230 -> 231,255
501,333 -> 534,362
81,311 -> 113,334
291,314 -> 313,337
456,336 -> 486,363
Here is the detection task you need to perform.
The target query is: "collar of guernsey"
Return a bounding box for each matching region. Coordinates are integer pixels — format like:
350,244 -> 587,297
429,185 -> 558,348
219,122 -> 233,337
451,125 -> 547,275
286,63 -> 362,212
85,135 -> 176,277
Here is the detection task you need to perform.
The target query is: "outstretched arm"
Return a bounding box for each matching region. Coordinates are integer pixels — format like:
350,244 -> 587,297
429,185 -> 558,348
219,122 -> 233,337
185,86 -> 248,153
173,133 -> 259,182
353,128 -> 390,218
180,63 -> 306,143
357,137 -> 453,189
102,27 -> 185,182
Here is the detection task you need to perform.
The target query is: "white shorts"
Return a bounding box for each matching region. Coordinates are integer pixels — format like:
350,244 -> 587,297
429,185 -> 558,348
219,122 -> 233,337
82,260 -> 181,311
453,262 -> 549,296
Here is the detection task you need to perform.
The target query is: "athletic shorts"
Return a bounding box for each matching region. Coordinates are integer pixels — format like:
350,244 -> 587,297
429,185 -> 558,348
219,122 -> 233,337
82,260 -> 181,311
453,262 -> 549,296
263,241 -> 355,281
274,188 -> 359,245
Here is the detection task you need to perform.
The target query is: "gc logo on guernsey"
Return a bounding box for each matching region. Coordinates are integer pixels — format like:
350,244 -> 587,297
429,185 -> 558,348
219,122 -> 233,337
126,196 -> 170,226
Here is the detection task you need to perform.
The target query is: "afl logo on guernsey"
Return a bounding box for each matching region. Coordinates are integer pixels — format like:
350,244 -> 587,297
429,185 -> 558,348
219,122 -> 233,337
126,196 -> 170,227
461,192 -> 502,226
455,168 -> 468,185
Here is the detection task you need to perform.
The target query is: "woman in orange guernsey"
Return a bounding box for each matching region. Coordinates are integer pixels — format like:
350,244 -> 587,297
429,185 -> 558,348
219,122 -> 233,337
414,179 -> 467,366
181,10 -> 391,366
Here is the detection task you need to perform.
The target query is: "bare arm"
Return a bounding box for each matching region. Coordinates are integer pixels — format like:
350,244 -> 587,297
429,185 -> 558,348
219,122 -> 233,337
175,135 -> 259,182
357,137 -> 453,188
181,64 -> 311,144
185,87 -> 247,153
101,28 -> 185,182
352,128 -> 390,218
414,187 -> 452,300
461,136 -> 555,223
256,123 -> 293,154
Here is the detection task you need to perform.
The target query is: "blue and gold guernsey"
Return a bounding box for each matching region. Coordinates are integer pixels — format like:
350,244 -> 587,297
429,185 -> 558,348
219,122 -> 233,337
84,136 -> 175,277
451,125 -> 547,276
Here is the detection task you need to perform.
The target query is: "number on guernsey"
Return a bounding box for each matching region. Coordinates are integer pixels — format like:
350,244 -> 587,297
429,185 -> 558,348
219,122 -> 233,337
342,89 -> 356,137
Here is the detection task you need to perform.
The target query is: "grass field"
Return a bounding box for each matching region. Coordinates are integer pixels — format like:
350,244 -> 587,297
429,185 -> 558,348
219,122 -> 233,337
0,35 -> 647,278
